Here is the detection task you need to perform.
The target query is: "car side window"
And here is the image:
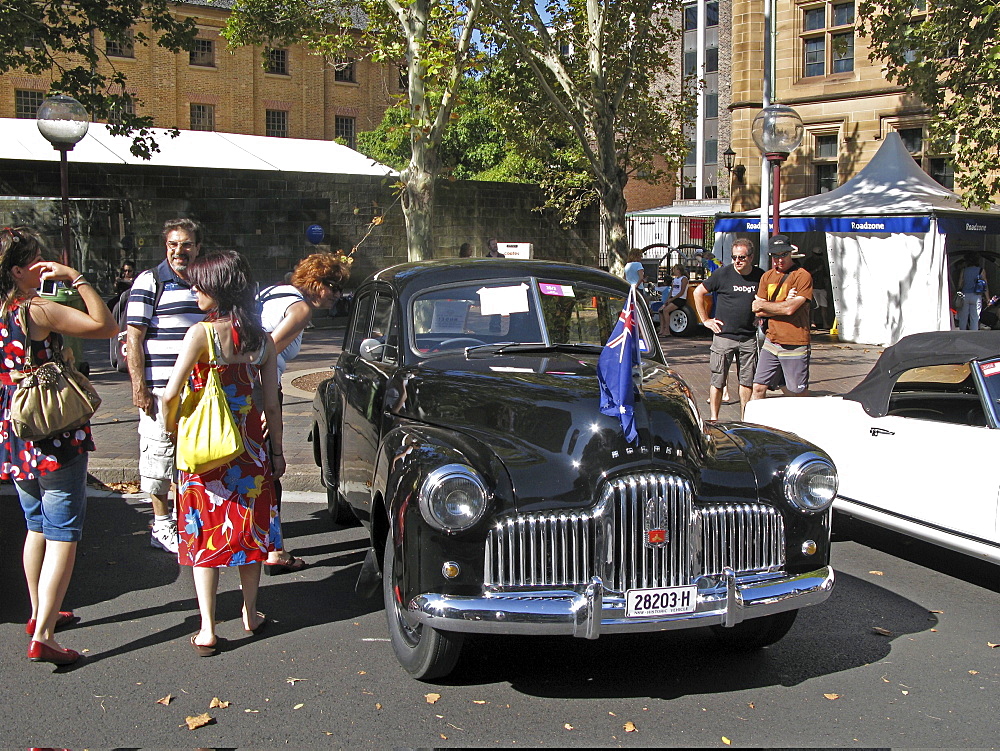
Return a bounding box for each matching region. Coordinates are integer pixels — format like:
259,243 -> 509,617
347,290 -> 376,355
370,292 -> 398,364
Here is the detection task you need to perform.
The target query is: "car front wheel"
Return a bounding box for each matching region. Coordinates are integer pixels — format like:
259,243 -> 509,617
709,609 -> 798,650
383,535 -> 465,680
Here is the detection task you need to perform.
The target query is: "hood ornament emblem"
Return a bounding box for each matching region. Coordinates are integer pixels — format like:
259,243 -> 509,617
644,495 -> 670,548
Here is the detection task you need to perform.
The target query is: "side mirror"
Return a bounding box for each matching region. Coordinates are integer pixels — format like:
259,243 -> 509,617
360,338 -> 387,361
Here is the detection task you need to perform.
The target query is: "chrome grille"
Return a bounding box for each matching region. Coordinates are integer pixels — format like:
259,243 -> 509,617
700,504 -> 785,576
484,512 -> 596,587
605,473 -> 694,591
484,472 -> 786,590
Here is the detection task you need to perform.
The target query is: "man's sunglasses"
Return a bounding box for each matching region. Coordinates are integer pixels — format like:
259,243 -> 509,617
731,255 -> 750,261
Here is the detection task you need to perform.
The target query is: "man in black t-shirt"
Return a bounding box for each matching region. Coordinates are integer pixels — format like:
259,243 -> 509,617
692,238 -> 765,420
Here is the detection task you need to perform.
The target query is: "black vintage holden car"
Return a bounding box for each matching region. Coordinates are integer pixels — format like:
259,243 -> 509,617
312,259 -> 836,679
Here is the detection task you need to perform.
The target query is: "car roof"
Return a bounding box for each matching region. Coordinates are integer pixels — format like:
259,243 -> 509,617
366,259 -> 628,301
844,330 -> 1000,416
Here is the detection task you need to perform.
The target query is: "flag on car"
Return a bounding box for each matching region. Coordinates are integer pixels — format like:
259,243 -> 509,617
598,285 -> 641,443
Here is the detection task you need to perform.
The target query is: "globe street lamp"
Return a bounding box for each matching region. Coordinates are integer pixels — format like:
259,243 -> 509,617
36,94 -> 90,265
751,104 -> 803,236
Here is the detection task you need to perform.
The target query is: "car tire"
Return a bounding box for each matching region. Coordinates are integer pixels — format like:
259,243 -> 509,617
709,609 -> 798,651
668,306 -> 699,336
383,535 -> 465,680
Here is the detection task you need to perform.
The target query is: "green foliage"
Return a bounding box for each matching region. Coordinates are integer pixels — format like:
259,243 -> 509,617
0,1 -> 197,158
858,0 -> 1000,207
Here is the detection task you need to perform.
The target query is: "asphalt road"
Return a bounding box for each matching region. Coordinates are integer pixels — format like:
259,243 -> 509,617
1,489 -> 997,748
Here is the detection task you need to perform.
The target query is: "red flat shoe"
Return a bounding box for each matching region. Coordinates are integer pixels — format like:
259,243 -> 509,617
28,640 -> 80,666
25,611 -> 77,636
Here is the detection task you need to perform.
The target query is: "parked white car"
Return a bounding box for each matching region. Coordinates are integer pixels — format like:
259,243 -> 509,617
744,331 -> 1000,564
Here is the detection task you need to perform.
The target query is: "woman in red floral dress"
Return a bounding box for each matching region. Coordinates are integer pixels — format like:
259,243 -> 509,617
0,227 -> 117,666
164,250 -> 284,655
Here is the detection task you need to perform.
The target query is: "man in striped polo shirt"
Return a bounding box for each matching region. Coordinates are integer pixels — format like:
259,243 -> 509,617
126,218 -> 206,553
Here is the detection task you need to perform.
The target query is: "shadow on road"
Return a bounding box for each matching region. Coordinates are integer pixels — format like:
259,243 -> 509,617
441,570 -> 934,697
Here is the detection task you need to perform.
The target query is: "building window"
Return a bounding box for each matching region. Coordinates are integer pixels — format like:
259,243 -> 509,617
815,163 -> 838,193
815,133 -> 838,158
812,133 -> 839,194
190,38 -> 215,67
106,29 -> 135,58
705,91 -> 719,119
108,96 -> 135,125
335,115 -> 356,148
684,5 -> 698,30
190,103 -> 215,131
266,109 -> 288,138
705,46 -> 719,73
335,60 -> 356,83
705,1 -> 719,26
802,2 -> 855,77
266,48 -> 289,75
899,127 -> 923,155
704,139 -> 718,165
929,157 -> 954,190
15,89 -> 44,119
684,140 -> 697,166
895,124 -> 953,188
683,49 -> 697,76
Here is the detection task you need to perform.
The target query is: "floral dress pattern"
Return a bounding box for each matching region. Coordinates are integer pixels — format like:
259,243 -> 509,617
0,299 -> 93,481
177,333 -> 280,567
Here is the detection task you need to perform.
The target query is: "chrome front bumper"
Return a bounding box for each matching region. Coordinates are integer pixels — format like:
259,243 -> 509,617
408,566 -> 834,638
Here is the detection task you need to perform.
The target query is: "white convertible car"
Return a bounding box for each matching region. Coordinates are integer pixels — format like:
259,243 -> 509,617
744,331 -> 1000,564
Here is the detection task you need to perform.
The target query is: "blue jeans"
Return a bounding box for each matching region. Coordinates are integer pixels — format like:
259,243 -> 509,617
16,453 -> 89,542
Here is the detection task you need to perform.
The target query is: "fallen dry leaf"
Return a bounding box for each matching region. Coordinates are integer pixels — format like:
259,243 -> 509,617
988,642 -> 999,648
287,677 -> 304,684
358,671 -> 367,675
156,694 -> 173,706
722,737 -> 732,745
244,709 -> 259,713
901,690 -> 909,695
608,711 -> 617,716
869,570 -> 884,576
440,734 -> 448,740
824,693 -> 840,700
375,703 -> 382,710
293,703 -> 304,710
624,721 -> 638,733
472,700 -> 487,705
435,714 -> 444,719
969,670 -> 979,675
425,693 -> 441,704
881,675 -> 890,683
209,697 -> 230,709
564,723 -> 575,730
930,628 -> 938,632
872,627 -> 893,636
184,713 -> 213,730
929,609 -> 943,614
748,702 -> 755,709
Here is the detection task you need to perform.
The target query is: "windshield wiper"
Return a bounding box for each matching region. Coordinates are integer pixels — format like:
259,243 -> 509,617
465,342 -> 604,357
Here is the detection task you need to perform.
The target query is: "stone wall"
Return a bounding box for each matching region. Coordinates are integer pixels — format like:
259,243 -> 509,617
0,159 -> 599,292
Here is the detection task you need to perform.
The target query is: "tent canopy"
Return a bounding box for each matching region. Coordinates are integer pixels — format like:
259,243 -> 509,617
0,117 -> 395,176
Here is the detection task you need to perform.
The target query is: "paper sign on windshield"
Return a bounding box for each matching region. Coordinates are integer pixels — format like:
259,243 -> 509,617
431,301 -> 471,333
980,361 -> 1000,378
539,283 -> 575,297
478,283 -> 530,316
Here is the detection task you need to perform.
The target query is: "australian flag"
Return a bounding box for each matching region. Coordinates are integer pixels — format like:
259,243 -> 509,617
598,285 -> 642,443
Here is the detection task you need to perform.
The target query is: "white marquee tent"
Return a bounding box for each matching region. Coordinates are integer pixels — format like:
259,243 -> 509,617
715,132 -> 1000,346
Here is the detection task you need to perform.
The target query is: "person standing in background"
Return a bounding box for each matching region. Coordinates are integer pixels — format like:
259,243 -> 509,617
957,254 -> 988,331
486,238 -> 504,258
459,243 -> 473,258
258,253 -> 348,574
126,219 -> 205,554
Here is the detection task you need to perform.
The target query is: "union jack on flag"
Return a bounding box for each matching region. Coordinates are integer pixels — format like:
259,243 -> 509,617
597,285 -> 642,443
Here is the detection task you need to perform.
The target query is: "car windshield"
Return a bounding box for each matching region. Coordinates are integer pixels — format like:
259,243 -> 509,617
410,278 -> 654,356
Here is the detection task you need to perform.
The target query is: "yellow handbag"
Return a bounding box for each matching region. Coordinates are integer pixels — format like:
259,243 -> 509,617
176,322 -> 244,474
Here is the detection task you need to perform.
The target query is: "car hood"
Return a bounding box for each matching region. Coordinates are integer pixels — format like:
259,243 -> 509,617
390,351 -> 758,513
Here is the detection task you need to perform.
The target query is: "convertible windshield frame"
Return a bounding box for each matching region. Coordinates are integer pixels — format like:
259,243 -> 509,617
407,276 -> 658,359
972,356 -> 1000,429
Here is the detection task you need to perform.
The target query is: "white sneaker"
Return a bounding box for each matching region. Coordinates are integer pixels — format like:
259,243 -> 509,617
150,519 -> 179,554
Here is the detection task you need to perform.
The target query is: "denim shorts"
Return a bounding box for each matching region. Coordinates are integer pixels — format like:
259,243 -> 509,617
16,452 -> 89,543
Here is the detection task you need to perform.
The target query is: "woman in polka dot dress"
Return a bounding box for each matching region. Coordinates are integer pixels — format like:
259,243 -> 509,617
0,227 -> 117,666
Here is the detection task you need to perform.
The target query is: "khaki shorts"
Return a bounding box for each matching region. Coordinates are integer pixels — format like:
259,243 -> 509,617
709,336 -> 758,389
138,389 -> 175,496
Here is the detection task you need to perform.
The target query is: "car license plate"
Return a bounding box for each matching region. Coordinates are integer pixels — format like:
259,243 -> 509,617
625,585 -> 697,618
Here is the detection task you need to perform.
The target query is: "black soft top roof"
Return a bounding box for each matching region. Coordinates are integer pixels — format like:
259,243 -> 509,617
844,331 -> 1000,416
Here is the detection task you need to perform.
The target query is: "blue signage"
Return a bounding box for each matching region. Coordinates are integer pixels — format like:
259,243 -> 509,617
305,224 -> 325,244
937,215 -> 1000,235
715,215 -> 930,233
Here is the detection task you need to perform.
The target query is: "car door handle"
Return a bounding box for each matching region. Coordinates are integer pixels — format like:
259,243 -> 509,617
335,366 -> 360,382
869,427 -> 895,437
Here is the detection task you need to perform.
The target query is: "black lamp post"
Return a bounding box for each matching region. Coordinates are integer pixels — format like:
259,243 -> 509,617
751,104 -> 803,236
36,94 -> 90,265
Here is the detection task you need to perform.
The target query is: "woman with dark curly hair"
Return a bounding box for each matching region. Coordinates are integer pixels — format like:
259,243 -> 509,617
163,250 -> 284,655
0,227 -> 117,666
257,253 -> 349,574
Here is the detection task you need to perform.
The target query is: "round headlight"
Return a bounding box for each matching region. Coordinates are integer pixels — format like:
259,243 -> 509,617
418,464 -> 488,533
783,452 -> 838,513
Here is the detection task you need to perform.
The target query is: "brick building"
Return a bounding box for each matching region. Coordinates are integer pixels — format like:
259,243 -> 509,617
729,0 -> 946,212
1,0 -> 401,145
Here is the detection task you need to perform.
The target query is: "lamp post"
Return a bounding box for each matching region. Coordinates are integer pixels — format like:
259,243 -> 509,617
36,94 -> 90,265
751,104 -> 803,237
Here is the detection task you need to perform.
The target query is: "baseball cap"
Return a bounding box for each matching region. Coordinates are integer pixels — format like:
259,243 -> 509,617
767,235 -> 803,257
